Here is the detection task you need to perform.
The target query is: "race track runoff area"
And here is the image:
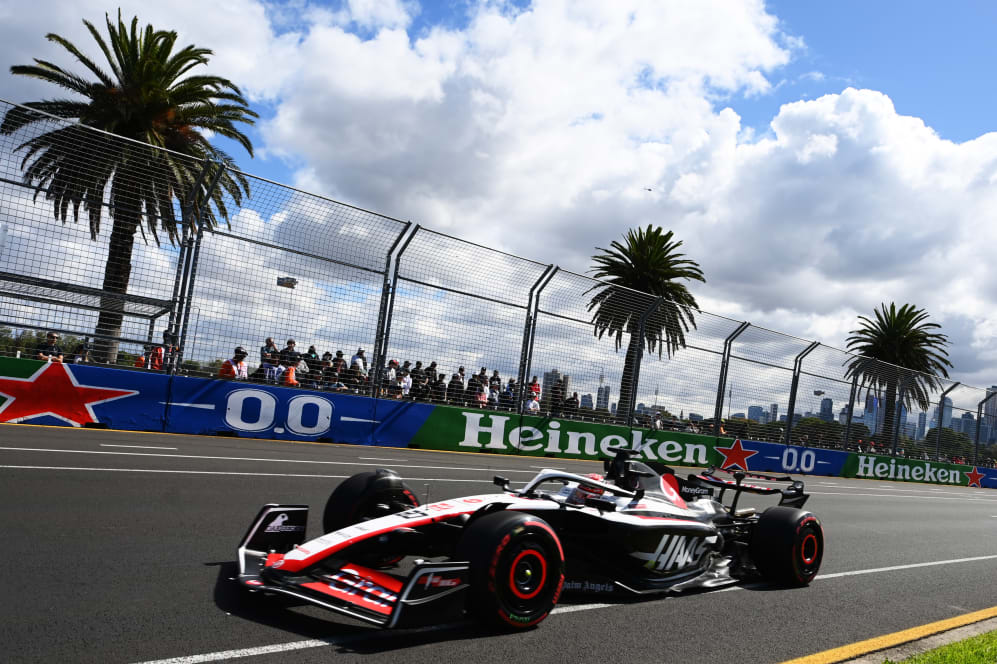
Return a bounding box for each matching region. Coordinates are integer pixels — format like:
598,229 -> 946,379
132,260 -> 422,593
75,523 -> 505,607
2,424 -> 996,664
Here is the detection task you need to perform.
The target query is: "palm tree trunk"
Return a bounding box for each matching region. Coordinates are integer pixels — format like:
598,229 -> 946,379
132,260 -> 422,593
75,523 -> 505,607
616,333 -> 641,423
93,182 -> 140,365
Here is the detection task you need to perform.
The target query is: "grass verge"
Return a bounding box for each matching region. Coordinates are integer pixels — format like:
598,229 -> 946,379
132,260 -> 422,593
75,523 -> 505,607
884,629 -> 997,663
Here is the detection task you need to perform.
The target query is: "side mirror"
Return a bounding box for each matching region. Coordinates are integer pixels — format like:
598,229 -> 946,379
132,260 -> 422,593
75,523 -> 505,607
493,475 -> 511,491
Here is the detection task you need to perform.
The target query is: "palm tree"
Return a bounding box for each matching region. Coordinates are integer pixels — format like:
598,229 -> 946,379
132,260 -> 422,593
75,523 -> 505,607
1,12 -> 256,363
588,225 -> 705,422
844,302 -> 952,448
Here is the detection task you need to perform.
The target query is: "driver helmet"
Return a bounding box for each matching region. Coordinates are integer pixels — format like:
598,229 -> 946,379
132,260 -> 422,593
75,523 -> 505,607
567,473 -> 606,505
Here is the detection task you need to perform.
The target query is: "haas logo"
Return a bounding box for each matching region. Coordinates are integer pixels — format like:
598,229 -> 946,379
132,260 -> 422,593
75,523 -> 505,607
265,513 -> 304,533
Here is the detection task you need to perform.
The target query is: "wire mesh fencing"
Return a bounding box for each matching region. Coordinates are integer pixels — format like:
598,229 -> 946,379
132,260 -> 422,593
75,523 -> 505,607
0,97 -> 994,467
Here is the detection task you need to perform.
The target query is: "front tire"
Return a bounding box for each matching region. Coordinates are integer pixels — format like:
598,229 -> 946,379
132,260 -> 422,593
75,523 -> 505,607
750,506 -> 823,586
322,469 -> 419,567
457,511 -> 564,630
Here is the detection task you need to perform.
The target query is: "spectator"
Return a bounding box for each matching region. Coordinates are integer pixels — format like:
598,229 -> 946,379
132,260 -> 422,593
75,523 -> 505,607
279,339 -> 301,387
36,332 -> 64,363
432,373 -> 448,401
476,367 -> 488,388
279,339 -> 301,369
525,395 -> 540,413
400,369 -> 412,397
528,376 -> 541,401
489,369 -> 502,391
351,348 -> 368,378
411,361 -> 425,384
465,371 -> 480,405
260,337 -> 281,383
332,350 -> 348,375
302,345 -> 322,387
72,342 -> 91,364
500,379 -> 516,410
387,373 -> 403,398
320,352 -> 336,388
383,359 -> 399,395
218,347 -> 249,380
475,382 -> 489,408
457,366 -> 467,389
147,342 -> 165,371
488,385 -> 500,409
134,349 -> 147,368
564,392 -> 580,418
426,361 -> 439,383
413,374 -> 431,400
447,373 -> 463,403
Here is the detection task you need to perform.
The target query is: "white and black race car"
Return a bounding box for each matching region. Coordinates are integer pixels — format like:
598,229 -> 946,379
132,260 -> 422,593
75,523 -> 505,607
236,445 -> 824,630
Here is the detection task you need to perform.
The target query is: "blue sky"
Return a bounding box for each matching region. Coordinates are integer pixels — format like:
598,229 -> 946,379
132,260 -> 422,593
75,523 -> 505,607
744,0 -> 997,142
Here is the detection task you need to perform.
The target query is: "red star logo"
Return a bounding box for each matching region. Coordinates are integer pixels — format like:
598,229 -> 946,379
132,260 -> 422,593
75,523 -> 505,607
0,362 -> 137,426
965,466 -> 985,488
715,439 -> 759,471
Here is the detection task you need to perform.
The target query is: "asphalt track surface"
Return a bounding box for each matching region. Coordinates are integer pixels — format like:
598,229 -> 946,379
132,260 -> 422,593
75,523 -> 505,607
2,424 -> 996,664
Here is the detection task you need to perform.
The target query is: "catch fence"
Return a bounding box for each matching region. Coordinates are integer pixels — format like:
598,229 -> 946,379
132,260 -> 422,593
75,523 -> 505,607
0,97 -> 993,466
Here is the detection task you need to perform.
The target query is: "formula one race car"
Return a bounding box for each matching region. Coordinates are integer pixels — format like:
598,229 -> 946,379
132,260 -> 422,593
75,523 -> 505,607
236,446 -> 824,630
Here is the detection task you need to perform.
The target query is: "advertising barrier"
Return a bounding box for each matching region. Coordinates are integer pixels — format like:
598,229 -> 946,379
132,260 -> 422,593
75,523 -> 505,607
0,358 -> 993,489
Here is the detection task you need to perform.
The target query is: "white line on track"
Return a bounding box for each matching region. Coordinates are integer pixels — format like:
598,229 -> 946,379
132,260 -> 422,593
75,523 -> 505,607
0,465 -> 496,482
358,457 -> 398,461
130,554 -> 997,664
0,447 -> 539,474
100,444 -> 178,450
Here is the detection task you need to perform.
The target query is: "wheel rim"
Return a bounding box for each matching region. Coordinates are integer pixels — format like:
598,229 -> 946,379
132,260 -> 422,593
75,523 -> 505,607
508,549 -> 547,600
800,533 -> 819,565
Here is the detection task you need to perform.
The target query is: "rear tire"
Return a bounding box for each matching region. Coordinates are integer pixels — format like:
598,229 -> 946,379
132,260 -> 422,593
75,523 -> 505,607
750,506 -> 823,586
322,469 -> 419,567
457,511 -> 564,630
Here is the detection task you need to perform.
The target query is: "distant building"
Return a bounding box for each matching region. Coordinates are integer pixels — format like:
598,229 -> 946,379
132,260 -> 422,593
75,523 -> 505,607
770,403 -> 778,424
986,386 -> 997,435
902,422 -> 917,439
541,369 -> 569,410
580,393 -> 594,409
596,385 -> 611,411
689,412 -> 704,422
961,412 -> 976,439
610,402 -> 617,416
932,397 -> 953,430
747,405 -> 765,423
731,412 -> 746,419
917,412 -> 927,440
819,397 -> 833,422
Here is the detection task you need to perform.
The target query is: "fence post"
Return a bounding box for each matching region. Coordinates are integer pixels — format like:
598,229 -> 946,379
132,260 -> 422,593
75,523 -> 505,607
166,162 -> 212,373
173,163 -> 225,372
518,267 -> 558,413
712,321 -> 750,436
370,222 -> 413,397
934,382 -> 960,461
843,374 -> 858,448
626,297 -> 665,427
974,391 -> 997,466
370,225 -> 419,396
784,341 -> 820,446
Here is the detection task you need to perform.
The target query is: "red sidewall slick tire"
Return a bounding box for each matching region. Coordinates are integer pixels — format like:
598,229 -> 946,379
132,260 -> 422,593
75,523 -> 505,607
750,506 -> 824,587
321,470 -> 420,568
458,511 -> 564,630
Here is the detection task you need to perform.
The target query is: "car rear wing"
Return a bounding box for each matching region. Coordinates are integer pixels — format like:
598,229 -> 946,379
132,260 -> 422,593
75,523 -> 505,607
689,467 -> 809,510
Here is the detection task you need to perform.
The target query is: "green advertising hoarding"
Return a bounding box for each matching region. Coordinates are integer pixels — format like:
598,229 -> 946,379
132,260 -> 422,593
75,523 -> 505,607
409,404 -> 719,466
